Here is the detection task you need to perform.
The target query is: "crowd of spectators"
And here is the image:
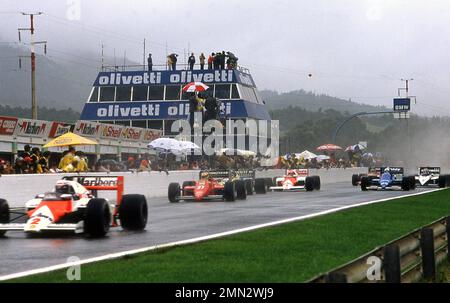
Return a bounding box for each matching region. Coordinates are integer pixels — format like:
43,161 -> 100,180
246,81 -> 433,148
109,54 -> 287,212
163,51 -> 238,71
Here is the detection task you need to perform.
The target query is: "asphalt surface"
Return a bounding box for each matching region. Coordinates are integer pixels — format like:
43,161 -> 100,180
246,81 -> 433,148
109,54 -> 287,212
0,182 -> 434,277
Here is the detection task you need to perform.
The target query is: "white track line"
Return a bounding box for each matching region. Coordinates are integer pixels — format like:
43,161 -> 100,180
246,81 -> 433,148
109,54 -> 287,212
0,188 -> 444,281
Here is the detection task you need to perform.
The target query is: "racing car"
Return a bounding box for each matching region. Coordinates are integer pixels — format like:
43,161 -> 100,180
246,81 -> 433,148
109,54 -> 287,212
0,176 -> 148,238
414,167 -> 449,188
360,167 -> 416,191
269,169 -> 321,191
226,169 -> 267,195
352,167 -> 380,186
168,170 -> 255,202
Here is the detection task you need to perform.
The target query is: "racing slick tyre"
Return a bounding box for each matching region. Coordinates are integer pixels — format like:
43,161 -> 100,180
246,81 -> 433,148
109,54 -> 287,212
401,178 -> 411,191
236,180 -> 247,200
305,177 -> 315,191
255,178 -> 267,194
245,179 -> 254,195
168,183 -> 181,203
264,178 -> 273,190
360,177 -> 369,191
352,174 -> 360,186
408,176 -> 416,190
85,198 -> 111,238
119,194 -> 148,230
0,199 -> 9,237
439,175 -> 448,188
313,176 -> 321,190
223,181 -> 236,202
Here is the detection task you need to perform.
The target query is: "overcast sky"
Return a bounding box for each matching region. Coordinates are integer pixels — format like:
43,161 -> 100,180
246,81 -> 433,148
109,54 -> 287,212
0,0 -> 449,116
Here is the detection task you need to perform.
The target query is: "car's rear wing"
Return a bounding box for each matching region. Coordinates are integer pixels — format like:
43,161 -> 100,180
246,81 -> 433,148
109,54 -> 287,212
199,169 -> 256,180
286,169 -> 309,176
419,167 -> 440,175
380,167 -> 404,175
62,175 -> 124,203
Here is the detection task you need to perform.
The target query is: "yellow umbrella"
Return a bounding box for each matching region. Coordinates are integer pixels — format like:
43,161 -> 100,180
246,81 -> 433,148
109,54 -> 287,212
43,132 -> 98,148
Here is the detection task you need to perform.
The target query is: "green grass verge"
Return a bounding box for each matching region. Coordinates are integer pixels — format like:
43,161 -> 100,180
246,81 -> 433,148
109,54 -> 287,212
9,189 -> 450,283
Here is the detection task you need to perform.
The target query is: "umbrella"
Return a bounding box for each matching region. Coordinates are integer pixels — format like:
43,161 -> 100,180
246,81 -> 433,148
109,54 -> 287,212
296,150 -> 318,160
182,82 -> 209,93
345,144 -> 366,152
178,140 -> 200,151
43,132 -> 98,148
316,144 -> 342,151
217,148 -> 256,157
147,138 -> 183,153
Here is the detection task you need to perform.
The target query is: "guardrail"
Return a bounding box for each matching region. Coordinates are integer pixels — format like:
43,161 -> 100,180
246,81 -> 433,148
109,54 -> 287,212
309,216 -> 450,283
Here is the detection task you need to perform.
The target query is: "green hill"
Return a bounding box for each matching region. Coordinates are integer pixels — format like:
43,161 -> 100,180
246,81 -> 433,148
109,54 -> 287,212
260,89 -> 387,114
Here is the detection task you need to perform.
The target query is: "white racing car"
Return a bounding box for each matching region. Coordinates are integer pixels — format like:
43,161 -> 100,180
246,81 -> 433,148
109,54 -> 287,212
269,169 -> 321,191
0,176 -> 148,238
415,167 -> 449,188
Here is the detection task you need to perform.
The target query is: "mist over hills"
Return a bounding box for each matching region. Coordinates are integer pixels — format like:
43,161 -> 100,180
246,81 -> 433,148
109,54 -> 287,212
0,43 -> 393,117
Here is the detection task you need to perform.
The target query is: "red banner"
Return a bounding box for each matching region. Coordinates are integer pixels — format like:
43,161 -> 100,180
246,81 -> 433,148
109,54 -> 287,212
99,123 -> 123,139
120,126 -> 143,141
0,116 -> 18,136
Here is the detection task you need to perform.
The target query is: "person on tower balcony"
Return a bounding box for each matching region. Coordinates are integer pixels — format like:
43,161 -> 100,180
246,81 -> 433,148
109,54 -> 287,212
208,53 -> 215,70
188,53 -> 195,70
147,53 -> 153,71
199,53 -> 206,70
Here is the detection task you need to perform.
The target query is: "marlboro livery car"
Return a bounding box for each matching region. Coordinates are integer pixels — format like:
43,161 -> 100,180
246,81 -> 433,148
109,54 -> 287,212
0,176 -> 148,238
168,170 -> 254,202
360,167 -> 415,191
269,169 -> 320,191
415,167 -> 449,188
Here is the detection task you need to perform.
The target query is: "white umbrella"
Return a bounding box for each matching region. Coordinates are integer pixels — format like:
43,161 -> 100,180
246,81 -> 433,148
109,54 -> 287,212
147,138 -> 183,153
217,148 -> 256,157
178,140 -> 200,151
296,150 -> 318,160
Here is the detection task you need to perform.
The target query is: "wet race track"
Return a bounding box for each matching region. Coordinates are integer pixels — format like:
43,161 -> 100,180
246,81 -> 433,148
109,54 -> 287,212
0,182 -> 434,277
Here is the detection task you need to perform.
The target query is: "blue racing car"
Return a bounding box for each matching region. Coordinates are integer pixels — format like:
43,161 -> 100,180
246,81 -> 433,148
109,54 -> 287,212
360,167 -> 416,191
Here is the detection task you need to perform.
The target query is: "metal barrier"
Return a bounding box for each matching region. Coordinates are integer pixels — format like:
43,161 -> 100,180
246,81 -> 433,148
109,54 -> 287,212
310,216 -> 450,283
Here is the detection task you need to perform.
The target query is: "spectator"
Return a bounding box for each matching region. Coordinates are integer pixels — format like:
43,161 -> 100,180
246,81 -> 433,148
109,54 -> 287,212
213,52 -> 221,69
59,147 -> 75,171
20,144 -> 31,159
220,51 -> 226,69
188,53 -> 195,70
167,53 -> 178,70
39,151 -> 51,173
199,53 -> 206,70
139,155 -> 151,171
167,55 -> 173,70
208,53 -> 215,69
30,147 -> 41,173
76,152 -> 89,172
147,53 -> 153,71
191,161 -> 199,170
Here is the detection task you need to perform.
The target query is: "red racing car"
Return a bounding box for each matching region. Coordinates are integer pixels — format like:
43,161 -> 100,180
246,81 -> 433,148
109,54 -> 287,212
0,176 -> 148,238
168,170 -> 247,202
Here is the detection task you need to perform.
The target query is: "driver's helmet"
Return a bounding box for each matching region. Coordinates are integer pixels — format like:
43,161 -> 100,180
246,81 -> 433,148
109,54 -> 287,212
55,182 -> 71,194
422,168 -> 430,175
200,171 -> 210,179
230,170 -> 237,179
384,167 -> 391,173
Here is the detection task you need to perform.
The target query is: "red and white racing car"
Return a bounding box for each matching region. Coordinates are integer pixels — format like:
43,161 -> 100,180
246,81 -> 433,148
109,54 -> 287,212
0,176 -> 148,238
269,169 -> 321,191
